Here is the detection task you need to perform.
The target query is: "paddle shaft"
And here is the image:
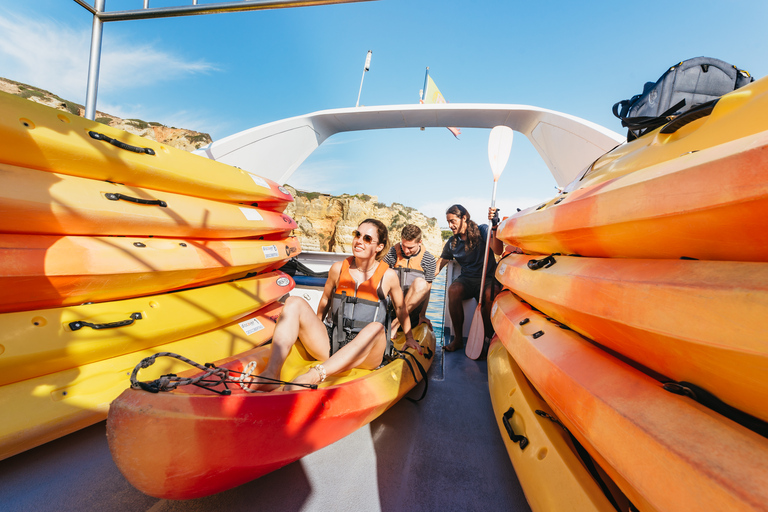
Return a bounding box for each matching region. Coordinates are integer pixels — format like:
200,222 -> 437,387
476,179 -> 498,309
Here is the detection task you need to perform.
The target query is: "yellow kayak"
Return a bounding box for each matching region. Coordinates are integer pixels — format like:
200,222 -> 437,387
487,336 -> 626,512
0,271 -> 294,387
0,302 -> 283,461
0,91 -> 293,204
0,162 -> 297,238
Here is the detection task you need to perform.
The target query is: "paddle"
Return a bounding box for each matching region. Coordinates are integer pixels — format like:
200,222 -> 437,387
465,125 -> 514,359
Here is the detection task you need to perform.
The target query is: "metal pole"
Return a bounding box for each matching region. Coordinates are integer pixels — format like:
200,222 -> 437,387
355,50 -> 372,108
84,0 -> 106,120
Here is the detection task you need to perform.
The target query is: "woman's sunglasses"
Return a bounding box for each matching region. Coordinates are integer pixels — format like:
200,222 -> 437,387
352,230 -> 378,244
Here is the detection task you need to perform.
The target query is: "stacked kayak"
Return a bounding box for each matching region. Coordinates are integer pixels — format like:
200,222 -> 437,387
497,76 -> 768,261
107,323 -> 436,499
490,75 -> 768,511
0,91 -> 300,459
491,292 -> 768,512
487,335 -> 628,512
0,301 -> 285,461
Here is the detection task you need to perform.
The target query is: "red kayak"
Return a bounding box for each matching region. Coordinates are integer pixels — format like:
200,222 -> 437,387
106,323 -> 435,499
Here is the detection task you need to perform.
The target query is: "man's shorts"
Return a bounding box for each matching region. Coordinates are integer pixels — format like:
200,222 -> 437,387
452,274 -> 498,302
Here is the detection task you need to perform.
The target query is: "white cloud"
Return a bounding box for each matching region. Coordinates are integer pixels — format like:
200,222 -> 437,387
0,8 -> 216,104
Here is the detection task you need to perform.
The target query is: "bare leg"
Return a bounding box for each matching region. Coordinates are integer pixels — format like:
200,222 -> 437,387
285,322 -> 387,390
254,296 -> 330,391
444,281 -> 466,352
391,278 -> 431,339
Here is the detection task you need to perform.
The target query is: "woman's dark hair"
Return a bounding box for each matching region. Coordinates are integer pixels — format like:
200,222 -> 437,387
359,218 -> 389,260
446,204 -> 481,251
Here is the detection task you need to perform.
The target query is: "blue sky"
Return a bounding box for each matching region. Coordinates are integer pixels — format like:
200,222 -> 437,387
2,0 -> 767,226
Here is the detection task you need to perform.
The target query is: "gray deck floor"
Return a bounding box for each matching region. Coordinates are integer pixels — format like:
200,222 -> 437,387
0,347 -> 531,512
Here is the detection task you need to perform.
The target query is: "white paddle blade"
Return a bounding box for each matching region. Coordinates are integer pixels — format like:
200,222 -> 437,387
488,126 -> 514,181
465,306 -> 485,359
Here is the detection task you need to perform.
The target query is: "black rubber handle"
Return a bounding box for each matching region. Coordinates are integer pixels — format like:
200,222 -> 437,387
89,131 -> 156,155
105,192 -> 167,207
69,312 -> 143,331
527,255 -> 556,270
660,99 -> 718,134
502,408 -> 529,449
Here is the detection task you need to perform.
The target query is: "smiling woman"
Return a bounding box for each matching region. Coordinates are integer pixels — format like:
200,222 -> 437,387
250,218 -> 422,391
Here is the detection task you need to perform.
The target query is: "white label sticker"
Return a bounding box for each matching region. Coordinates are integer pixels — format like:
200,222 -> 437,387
262,245 -> 279,259
239,207 -> 263,221
239,317 -> 265,336
498,263 -> 506,275
248,174 -> 271,189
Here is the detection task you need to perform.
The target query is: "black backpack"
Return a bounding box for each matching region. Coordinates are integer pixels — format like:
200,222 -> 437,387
613,57 -> 754,141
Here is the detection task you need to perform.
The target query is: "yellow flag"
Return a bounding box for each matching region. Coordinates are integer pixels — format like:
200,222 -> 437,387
421,75 -> 461,138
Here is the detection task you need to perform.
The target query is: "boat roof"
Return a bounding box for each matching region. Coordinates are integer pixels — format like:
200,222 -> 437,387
194,103 -> 625,188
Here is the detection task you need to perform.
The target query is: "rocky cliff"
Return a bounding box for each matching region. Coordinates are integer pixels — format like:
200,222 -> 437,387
0,77 -> 211,151
284,186 -> 443,258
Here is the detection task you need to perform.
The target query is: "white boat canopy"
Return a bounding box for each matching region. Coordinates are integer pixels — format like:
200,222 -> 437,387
194,104 -> 625,188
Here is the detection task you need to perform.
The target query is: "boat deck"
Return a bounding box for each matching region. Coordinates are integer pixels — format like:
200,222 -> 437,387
0,346 -> 530,512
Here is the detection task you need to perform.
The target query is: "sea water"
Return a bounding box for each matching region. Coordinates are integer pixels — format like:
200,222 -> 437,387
425,271 -> 447,346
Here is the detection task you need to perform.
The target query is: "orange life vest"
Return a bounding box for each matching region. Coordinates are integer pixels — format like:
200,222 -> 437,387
393,243 -> 425,294
329,257 -> 389,354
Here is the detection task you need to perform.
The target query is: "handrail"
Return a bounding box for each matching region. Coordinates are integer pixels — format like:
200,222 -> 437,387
71,0 -> 377,119
74,0 -> 374,22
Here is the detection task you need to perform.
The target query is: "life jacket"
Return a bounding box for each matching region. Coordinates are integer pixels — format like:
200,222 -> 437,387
329,257 -> 389,355
393,243 -> 426,295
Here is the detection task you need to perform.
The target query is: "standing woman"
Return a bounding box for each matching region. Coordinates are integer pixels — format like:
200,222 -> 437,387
434,204 -> 503,352
255,218 -> 422,391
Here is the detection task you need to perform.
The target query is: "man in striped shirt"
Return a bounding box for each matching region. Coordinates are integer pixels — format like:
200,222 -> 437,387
383,224 -> 437,338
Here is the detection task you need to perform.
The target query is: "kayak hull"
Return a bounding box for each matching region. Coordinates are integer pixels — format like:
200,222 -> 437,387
0,162 -> 297,238
495,253 -> 768,423
491,291 -> 768,512
0,91 -> 293,205
498,77 -> 768,262
107,323 -> 436,500
0,271 -> 294,387
0,303 -> 282,461
0,234 -> 300,313
487,336 -> 624,512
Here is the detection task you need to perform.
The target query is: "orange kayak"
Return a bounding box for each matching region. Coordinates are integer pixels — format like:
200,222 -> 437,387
0,162 -> 297,238
107,323 -> 435,499
491,291 -> 768,512
498,78 -> 768,261
0,91 -> 293,205
0,302 -> 283,461
495,253 -> 768,424
0,271 -> 294,387
0,234 -> 300,313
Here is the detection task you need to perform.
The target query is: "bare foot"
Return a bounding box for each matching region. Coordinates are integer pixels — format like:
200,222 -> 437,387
244,369 -> 283,392
283,368 -> 322,392
443,337 -> 463,352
